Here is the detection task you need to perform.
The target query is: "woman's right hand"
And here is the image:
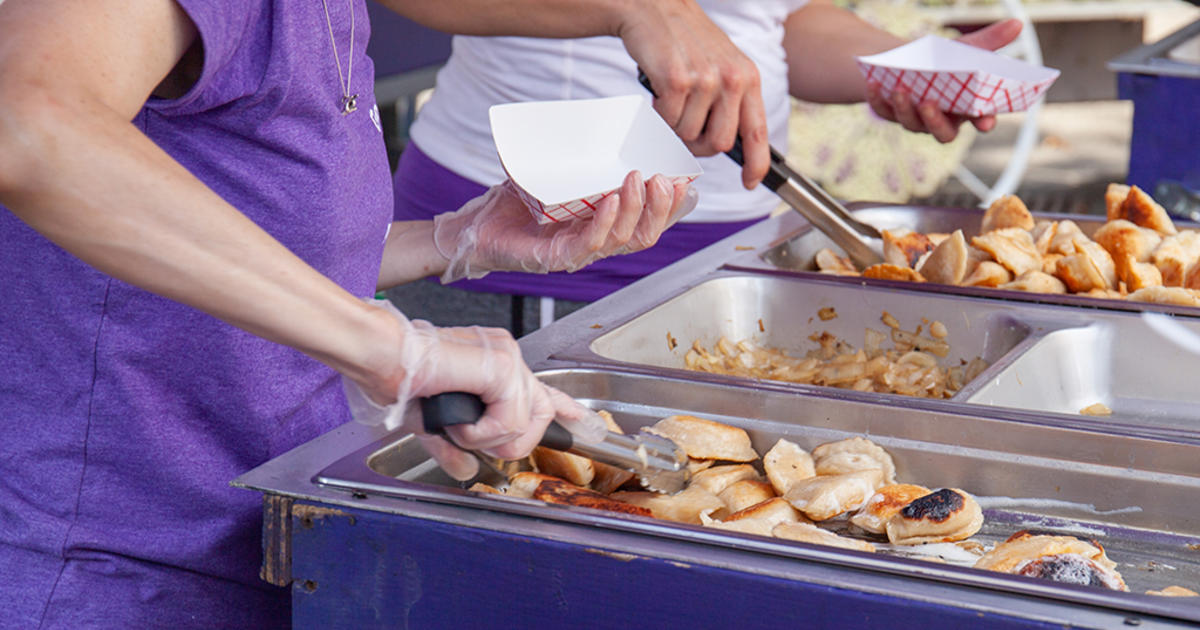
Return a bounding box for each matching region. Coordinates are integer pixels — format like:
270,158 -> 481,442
615,1 -> 770,191
343,300 -> 607,480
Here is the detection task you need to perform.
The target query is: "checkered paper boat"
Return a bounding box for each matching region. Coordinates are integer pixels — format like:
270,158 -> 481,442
489,95 -> 702,224
856,35 -> 1060,118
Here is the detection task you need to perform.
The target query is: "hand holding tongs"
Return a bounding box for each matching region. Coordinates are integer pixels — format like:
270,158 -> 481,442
420,392 -> 691,494
637,71 -> 884,269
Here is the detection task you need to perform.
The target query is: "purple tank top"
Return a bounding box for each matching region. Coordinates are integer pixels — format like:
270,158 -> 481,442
0,1 -> 391,627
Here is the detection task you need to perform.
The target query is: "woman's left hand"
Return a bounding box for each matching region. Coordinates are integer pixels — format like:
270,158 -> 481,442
865,18 -> 1024,143
432,171 -> 696,283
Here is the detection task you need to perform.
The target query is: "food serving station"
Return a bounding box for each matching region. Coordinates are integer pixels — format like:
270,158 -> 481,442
236,204 -> 1200,628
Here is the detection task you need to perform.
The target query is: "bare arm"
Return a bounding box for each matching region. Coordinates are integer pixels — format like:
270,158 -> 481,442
0,0 -> 404,394
378,221 -> 446,289
374,0 -> 629,39
783,0 -> 904,104
783,2 -> 1022,142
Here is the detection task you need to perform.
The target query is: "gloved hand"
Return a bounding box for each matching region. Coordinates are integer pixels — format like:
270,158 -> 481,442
342,299 -> 609,480
432,171 -> 697,283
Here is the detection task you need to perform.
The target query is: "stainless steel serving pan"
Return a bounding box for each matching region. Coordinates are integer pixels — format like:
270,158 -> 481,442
314,368 -> 1200,624
727,203 -> 1200,318
528,270 -> 1200,439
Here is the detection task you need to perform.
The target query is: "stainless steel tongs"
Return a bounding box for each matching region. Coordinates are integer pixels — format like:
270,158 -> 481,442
637,70 -> 884,269
727,138 -> 885,269
420,392 -> 691,494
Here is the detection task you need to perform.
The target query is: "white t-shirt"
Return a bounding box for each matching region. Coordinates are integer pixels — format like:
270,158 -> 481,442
409,0 -> 809,223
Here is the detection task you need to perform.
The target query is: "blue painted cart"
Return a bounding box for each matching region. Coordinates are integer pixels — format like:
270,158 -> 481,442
1109,18 -> 1200,211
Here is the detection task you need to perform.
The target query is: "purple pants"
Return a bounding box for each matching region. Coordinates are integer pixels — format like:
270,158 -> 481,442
393,143 -> 764,302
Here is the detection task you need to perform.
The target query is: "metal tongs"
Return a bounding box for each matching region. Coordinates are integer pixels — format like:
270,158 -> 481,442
637,71 -> 884,268
420,392 -> 691,494
729,139 -> 884,268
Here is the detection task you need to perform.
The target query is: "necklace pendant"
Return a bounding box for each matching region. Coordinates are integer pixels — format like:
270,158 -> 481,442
341,94 -> 358,115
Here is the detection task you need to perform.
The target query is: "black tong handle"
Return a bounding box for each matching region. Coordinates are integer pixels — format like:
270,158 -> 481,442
420,392 -> 575,451
636,69 -> 787,191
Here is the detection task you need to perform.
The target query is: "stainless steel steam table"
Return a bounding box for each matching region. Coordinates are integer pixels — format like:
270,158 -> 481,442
235,206 -> 1200,629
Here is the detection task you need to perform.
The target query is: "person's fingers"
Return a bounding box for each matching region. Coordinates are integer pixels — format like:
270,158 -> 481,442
544,385 -> 608,445
665,180 -> 698,227
673,76 -> 721,146
583,191 -> 621,254
971,115 -> 997,133
630,174 -> 674,250
604,171 -> 645,250
645,61 -> 689,131
958,18 -> 1023,52
438,334 -> 541,453
416,434 -> 480,482
481,382 -> 556,460
916,101 -> 959,143
867,99 -> 897,123
889,88 -> 924,133
736,88 -> 770,189
402,323 -> 559,472
697,80 -> 743,155
444,384 -> 529,451
865,82 -> 897,122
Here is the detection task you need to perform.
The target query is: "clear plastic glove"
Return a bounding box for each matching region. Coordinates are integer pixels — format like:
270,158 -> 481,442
433,171 -> 697,284
866,19 -> 1024,143
342,299 -> 609,480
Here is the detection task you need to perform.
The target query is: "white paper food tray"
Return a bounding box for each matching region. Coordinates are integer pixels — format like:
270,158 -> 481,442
856,35 -> 1060,117
489,95 -> 702,224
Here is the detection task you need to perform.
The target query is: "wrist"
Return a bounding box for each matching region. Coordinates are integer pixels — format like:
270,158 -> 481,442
430,213 -> 459,266
334,299 -> 411,405
598,0 -> 642,39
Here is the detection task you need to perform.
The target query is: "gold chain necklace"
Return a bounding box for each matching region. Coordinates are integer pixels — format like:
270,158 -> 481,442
320,0 -> 358,115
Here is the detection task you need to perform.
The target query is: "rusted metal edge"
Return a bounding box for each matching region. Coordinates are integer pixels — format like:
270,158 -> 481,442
260,494 -> 294,587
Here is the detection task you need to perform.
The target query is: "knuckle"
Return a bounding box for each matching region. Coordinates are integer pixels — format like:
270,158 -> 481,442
712,132 -> 736,153
663,67 -> 692,94
721,72 -> 744,94
497,335 -> 520,357
745,123 -> 768,145
491,442 -> 531,461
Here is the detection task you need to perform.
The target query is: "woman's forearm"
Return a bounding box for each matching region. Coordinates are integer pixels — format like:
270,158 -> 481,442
783,1 -> 905,103
377,221 -> 450,290
0,63 -> 399,391
373,0 -> 630,39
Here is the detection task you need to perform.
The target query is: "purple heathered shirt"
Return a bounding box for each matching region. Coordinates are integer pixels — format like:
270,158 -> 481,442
0,2 -> 391,628
393,143 -> 764,303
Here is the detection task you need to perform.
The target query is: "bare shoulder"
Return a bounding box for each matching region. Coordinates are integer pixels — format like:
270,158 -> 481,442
0,0 -> 197,118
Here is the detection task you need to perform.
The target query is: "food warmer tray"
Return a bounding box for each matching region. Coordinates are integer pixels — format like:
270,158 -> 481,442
521,267 -> 1200,440
723,203 -> 1200,318
235,368 -> 1200,628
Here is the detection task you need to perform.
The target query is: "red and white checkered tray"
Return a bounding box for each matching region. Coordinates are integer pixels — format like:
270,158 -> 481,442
856,35 -> 1060,118
490,95 -> 702,224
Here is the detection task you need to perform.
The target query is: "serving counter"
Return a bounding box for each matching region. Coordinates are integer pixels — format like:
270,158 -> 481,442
235,207 -> 1200,629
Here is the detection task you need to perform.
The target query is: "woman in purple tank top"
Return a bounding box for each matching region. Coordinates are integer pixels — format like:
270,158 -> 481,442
0,0 -> 786,626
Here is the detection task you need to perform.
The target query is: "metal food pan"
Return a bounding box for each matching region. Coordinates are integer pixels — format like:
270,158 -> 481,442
315,368 -> 1200,623
582,273 -> 1033,399
566,272 -> 1200,437
734,203 -> 1200,318
964,321 -> 1200,434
